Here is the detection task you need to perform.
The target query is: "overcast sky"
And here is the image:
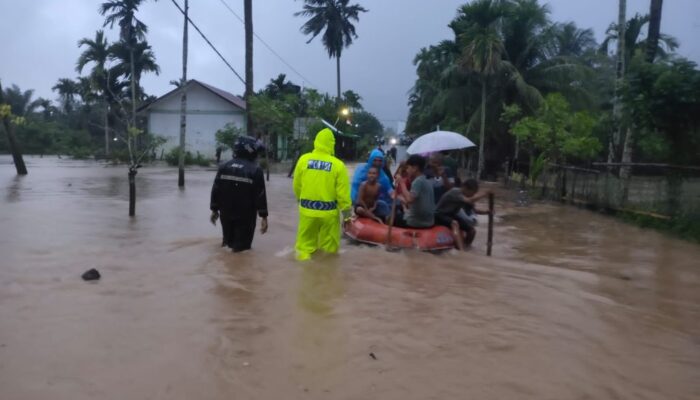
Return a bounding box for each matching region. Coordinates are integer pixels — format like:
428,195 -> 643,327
2,0 -> 699,131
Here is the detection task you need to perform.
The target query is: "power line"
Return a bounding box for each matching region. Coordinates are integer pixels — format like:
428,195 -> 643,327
169,0 -> 246,85
217,0 -> 318,88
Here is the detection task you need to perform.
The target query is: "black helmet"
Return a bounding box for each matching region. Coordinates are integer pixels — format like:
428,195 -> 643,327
233,136 -> 260,159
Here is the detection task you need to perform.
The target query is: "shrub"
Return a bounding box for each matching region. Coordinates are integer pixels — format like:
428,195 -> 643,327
164,147 -> 212,167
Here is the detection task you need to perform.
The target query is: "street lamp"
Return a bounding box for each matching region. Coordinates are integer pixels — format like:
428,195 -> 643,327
334,107 -> 351,126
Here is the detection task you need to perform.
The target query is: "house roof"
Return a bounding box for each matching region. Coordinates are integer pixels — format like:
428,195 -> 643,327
139,79 -> 246,112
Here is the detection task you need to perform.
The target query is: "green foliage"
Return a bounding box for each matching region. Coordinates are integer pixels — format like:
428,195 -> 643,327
215,123 -> 245,150
619,212 -> 700,244
510,93 -> 601,163
406,0 -> 619,172
348,110 -> 383,137
250,93 -> 297,137
623,56 -> 700,165
529,152 -> 548,184
164,147 -> 211,167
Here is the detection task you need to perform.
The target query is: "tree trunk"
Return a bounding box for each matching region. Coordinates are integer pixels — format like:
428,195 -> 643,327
336,56 -> 341,103
646,0 -> 663,63
178,0 -> 189,187
130,48 -> 137,153
609,0 -> 627,169
128,169 -> 137,217
619,126 -> 633,187
104,101 -> 110,156
2,118 -> 28,175
244,0 -> 254,135
477,79 -> 486,180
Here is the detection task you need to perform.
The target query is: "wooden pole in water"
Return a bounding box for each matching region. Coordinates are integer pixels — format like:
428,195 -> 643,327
487,193 -> 494,256
385,198 -> 398,250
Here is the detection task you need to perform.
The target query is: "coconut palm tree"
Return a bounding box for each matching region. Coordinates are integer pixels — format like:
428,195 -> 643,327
2,84 -> 42,117
0,81 -> 28,175
646,0 -> 663,62
77,30 -> 112,154
295,0 -> 367,101
549,22 -> 596,57
109,40 -> 160,84
100,0 -> 150,139
454,0 -> 506,179
52,78 -> 80,114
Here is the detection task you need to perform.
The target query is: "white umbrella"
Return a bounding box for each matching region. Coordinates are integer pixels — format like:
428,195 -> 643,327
406,130 -> 476,155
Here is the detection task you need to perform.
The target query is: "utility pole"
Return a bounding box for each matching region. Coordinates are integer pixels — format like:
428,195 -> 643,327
178,0 -> 189,187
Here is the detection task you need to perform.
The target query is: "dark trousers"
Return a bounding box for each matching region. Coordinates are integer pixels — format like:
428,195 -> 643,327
221,215 -> 257,252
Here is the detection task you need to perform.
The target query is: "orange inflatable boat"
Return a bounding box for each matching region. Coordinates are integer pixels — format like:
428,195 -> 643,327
344,218 -> 455,251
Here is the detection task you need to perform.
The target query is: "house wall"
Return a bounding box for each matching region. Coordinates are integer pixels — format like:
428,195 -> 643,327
147,84 -> 245,159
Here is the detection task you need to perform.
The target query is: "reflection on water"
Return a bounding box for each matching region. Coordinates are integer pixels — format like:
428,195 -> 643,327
1,156 -> 699,400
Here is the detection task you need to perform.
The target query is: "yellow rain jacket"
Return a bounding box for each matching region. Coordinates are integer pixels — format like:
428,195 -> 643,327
293,128 -> 351,260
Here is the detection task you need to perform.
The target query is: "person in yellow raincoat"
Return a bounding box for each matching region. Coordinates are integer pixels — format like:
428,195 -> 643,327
293,128 -> 351,261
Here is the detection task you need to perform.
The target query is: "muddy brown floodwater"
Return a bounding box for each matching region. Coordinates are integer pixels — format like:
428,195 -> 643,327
1,156 -> 699,400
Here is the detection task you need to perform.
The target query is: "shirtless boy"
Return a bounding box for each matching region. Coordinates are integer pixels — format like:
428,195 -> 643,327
355,167 -> 385,224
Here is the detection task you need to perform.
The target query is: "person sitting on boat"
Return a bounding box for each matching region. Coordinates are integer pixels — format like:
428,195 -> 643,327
434,179 -> 491,250
393,161 -> 412,196
395,154 -> 435,228
354,166 -> 386,224
424,152 -> 456,201
351,149 -> 393,218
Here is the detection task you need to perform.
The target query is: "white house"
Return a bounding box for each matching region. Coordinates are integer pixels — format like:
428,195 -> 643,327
141,79 -> 246,158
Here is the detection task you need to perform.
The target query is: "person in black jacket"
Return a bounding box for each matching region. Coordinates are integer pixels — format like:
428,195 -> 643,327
210,136 -> 268,252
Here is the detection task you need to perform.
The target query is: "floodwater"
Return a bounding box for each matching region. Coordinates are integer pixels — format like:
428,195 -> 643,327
1,156 -> 699,400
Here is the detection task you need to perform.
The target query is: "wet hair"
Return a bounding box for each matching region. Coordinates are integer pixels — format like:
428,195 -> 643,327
461,178 -> 479,192
406,154 -> 426,172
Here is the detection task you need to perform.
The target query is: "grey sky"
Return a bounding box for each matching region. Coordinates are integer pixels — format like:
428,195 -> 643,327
2,0 -> 699,131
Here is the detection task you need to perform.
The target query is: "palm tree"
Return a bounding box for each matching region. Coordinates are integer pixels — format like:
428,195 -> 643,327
0,81 -> 28,175
52,78 -> 80,114
2,84 -> 42,117
100,0 -> 150,145
36,98 -> 56,120
600,14 -> 678,68
622,0 -> 665,189
549,22 -> 596,57
646,0 -> 664,63
264,74 -> 301,98
178,0 -> 188,187
100,0 -> 155,216
295,0 -> 368,101
77,30 -> 112,155
342,90 -> 362,109
454,0 -> 505,179
108,40 -> 160,84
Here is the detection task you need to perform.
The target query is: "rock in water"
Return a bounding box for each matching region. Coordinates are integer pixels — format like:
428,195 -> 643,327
82,268 -> 101,281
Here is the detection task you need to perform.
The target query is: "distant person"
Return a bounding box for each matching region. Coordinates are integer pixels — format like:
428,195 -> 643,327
354,166 -> 386,224
293,128 -> 351,261
395,154 -> 434,228
351,149 -> 393,212
425,153 -> 455,201
210,136 -> 268,252
435,179 -> 491,250
215,146 -> 223,164
389,145 -> 398,162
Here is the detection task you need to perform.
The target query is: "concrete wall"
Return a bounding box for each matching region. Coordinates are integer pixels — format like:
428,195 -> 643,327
147,84 -> 245,158
534,169 -> 700,217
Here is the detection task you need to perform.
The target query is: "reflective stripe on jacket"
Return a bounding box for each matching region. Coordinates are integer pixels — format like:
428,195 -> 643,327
293,128 -> 351,218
